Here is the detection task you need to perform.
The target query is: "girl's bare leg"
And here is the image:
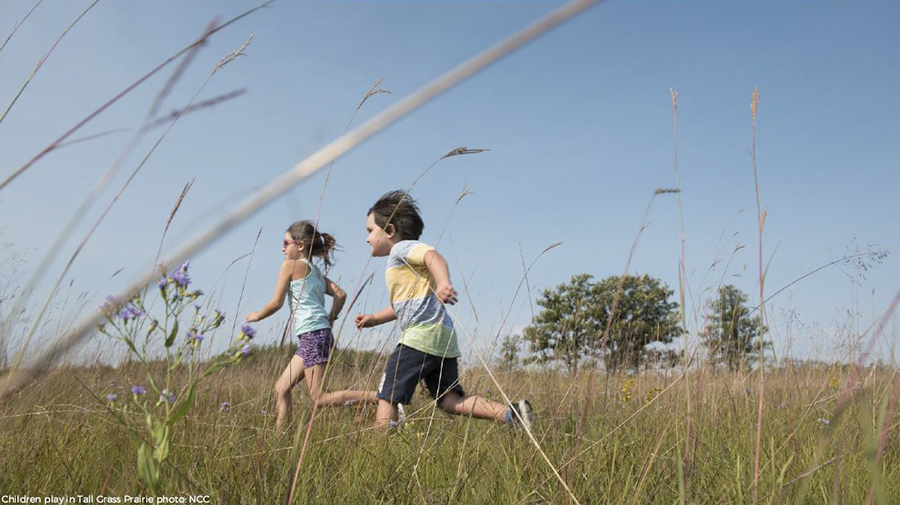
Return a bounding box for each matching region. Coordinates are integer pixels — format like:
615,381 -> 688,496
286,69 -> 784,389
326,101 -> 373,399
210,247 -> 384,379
303,363 -> 378,407
274,355 -> 306,429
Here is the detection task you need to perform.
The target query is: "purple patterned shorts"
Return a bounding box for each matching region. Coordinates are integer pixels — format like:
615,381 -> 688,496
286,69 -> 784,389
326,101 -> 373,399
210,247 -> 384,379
294,328 -> 334,367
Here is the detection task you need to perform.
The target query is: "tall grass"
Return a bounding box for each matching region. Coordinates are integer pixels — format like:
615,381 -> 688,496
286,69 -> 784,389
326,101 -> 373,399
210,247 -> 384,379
2,347 -> 898,503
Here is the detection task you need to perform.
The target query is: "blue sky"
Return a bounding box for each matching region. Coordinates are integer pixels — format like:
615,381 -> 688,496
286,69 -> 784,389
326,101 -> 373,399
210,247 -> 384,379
1,0 -> 898,366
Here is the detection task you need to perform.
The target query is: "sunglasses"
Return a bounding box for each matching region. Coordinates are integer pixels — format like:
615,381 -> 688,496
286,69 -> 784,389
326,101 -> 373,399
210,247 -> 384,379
283,239 -> 303,247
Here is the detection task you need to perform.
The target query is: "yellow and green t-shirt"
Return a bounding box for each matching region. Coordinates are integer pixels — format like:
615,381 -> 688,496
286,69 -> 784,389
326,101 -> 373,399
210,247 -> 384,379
386,240 -> 460,358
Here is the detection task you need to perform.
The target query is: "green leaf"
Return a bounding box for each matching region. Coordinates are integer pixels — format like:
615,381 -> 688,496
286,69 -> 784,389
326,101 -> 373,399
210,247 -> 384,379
153,430 -> 170,462
202,361 -> 228,378
137,443 -> 160,494
166,384 -> 195,427
121,336 -> 139,356
151,417 -> 166,446
165,320 -> 179,347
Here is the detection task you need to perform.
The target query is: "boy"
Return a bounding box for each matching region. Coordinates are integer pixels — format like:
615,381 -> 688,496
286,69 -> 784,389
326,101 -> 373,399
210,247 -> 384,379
355,190 -> 534,429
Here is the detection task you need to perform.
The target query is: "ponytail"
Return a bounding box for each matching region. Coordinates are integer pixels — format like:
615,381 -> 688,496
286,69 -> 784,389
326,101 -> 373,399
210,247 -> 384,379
311,231 -> 337,270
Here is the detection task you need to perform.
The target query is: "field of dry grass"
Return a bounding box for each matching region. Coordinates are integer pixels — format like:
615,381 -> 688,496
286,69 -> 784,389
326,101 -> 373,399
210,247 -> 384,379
2,344 -> 897,503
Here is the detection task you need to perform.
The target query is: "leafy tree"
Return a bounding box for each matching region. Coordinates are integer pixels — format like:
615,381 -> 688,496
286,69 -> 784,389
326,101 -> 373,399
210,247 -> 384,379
523,274 -> 603,373
523,273 -> 679,372
498,334 -> 522,370
703,284 -> 769,370
593,274 -> 680,370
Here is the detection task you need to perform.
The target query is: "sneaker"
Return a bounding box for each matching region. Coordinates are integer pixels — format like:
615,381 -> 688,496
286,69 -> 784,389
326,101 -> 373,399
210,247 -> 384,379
397,403 -> 407,423
508,399 -> 534,431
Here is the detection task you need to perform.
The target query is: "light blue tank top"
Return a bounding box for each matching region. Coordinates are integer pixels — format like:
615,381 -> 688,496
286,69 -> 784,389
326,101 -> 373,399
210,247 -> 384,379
288,259 -> 331,336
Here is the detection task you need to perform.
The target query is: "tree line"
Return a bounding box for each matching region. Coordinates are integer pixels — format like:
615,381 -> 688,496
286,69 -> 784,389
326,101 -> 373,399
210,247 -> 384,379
500,274 -> 768,372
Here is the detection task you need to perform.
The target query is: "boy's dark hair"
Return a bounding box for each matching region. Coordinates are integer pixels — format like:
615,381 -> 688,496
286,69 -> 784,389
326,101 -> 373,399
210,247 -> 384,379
368,190 -> 424,240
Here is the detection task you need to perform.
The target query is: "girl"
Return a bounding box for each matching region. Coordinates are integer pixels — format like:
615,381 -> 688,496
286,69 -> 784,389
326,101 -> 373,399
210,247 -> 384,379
246,220 -> 376,428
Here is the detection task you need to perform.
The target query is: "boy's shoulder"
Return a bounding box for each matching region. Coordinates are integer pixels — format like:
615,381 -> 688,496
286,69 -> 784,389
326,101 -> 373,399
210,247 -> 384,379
388,240 -> 435,268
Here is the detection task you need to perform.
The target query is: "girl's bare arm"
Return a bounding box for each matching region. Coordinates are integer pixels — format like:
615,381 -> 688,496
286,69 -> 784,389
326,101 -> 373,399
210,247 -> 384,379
324,277 -> 347,325
246,261 -> 295,322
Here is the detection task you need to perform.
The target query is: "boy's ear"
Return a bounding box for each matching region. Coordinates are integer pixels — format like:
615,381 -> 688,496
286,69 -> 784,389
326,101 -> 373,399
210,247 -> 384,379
384,223 -> 396,237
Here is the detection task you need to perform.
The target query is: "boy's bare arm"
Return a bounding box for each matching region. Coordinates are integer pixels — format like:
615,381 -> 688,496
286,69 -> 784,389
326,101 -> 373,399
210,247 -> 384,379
424,250 -> 458,305
355,306 -> 396,328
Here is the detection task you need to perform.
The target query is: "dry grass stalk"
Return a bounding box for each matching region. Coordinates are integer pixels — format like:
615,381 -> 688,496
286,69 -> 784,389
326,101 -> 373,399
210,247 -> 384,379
144,89 -> 247,130
0,0 -> 275,193
0,0 -> 45,55
55,129 -> 129,149
356,77 -> 392,112
441,147 -> 489,159
0,4 -> 267,400
669,85 -> 691,504
0,0 -> 101,126
0,16 -> 254,372
434,184 -> 475,247
149,18 -> 217,119
167,181 -> 194,235
213,34 -> 253,75
456,184 -> 473,204
308,77 -> 393,277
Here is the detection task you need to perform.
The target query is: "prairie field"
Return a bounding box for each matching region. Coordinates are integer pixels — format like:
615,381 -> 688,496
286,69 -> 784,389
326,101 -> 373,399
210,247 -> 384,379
2,344 -> 898,504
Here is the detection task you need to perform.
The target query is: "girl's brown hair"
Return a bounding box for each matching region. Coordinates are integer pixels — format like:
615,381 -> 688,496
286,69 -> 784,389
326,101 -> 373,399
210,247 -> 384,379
286,220 -> 337,270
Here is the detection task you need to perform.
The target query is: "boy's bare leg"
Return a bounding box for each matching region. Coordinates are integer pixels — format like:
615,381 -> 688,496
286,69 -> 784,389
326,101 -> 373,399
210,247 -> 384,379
374,399 -> 398,428
302,363 -> 378,407
274,355 -> 306,429
438,391 -> 507,422
318,390 -> 378,406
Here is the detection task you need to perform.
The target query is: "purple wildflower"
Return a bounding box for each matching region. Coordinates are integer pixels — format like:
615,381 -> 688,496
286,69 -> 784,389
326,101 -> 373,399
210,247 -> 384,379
817,417 -> 831,428
118,305 -> 144,321
160,389 -> 176,404
172,262 -> 191,287
240,344 -> 251,356
191,289 -> 204,297
131,386 -> 146,395
106,393 -> 118,402
188,329 -> 205,342
220,401 -> 231,412
240,324 -> 256,339
157,278 -> 168,290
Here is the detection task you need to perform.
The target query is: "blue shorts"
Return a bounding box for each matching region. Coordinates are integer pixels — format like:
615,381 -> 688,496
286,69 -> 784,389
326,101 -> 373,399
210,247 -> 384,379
377,345 -> 465,405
